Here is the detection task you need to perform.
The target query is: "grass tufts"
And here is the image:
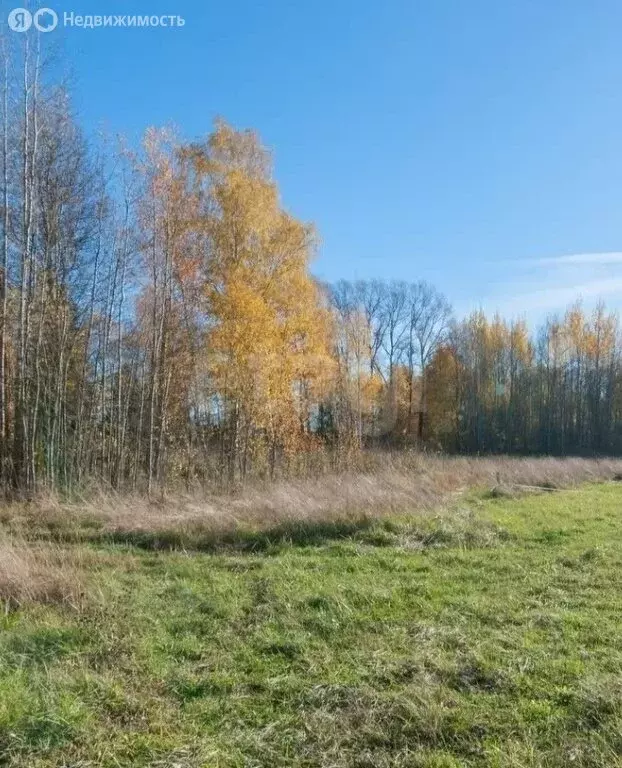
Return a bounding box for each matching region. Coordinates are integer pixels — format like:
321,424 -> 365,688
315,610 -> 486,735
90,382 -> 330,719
0,540 -> 85,610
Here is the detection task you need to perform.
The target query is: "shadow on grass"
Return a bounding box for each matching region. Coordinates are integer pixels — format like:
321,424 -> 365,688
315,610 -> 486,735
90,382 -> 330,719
88,517 -> 378,554
1,505 -> 510,555
80,512 -> 510,555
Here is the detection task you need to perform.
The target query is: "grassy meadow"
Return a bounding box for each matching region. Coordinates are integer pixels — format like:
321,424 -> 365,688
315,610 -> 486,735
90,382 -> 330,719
1,460 -> 622,766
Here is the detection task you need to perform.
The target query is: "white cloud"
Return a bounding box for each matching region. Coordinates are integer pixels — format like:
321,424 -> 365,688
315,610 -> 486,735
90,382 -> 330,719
535,251 -> 622,266
467,251 -> 622,322
502,277 -> 622,314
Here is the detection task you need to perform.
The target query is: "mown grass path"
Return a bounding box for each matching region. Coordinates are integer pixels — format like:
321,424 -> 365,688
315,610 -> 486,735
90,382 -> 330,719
1,484 -> 622,766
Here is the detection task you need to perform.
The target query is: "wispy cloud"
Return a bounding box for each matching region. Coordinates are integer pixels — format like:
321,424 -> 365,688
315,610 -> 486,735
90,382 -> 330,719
469,251 -> 622,321
502,277 -> 622,314
535,251 -> 622,266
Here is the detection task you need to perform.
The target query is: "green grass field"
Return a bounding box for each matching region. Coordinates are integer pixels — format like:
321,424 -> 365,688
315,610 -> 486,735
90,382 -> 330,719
2,483 -> 622,767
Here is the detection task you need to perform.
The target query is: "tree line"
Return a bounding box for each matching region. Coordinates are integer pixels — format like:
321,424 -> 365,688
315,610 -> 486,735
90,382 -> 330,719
0,37 -> 620,496
332,287 -> 622,457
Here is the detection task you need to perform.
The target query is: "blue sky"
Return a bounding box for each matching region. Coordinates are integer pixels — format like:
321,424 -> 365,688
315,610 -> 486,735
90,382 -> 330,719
6,0 -> 622,324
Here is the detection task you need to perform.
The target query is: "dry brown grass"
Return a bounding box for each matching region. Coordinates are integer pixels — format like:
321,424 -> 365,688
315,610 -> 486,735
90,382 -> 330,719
2,455 -> 620,550
0,539 -> 85,609
0,454 -> 620,601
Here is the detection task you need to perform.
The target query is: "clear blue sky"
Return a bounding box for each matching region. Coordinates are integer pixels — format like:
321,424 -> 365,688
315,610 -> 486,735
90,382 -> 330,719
12,0 -> 622,323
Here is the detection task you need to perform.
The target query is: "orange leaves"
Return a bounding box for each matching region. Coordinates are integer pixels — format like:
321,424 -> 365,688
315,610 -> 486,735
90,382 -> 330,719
184,121 -> 334,444
540,302 -> 619,367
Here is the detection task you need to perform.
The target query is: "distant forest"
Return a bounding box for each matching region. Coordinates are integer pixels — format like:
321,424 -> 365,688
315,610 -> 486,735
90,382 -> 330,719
0,37 -> 619,495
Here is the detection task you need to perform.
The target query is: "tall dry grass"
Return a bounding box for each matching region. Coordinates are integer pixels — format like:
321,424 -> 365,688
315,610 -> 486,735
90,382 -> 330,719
0,540 -> 84,609
1,454 -> 618,605
2,455 -> 620,548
